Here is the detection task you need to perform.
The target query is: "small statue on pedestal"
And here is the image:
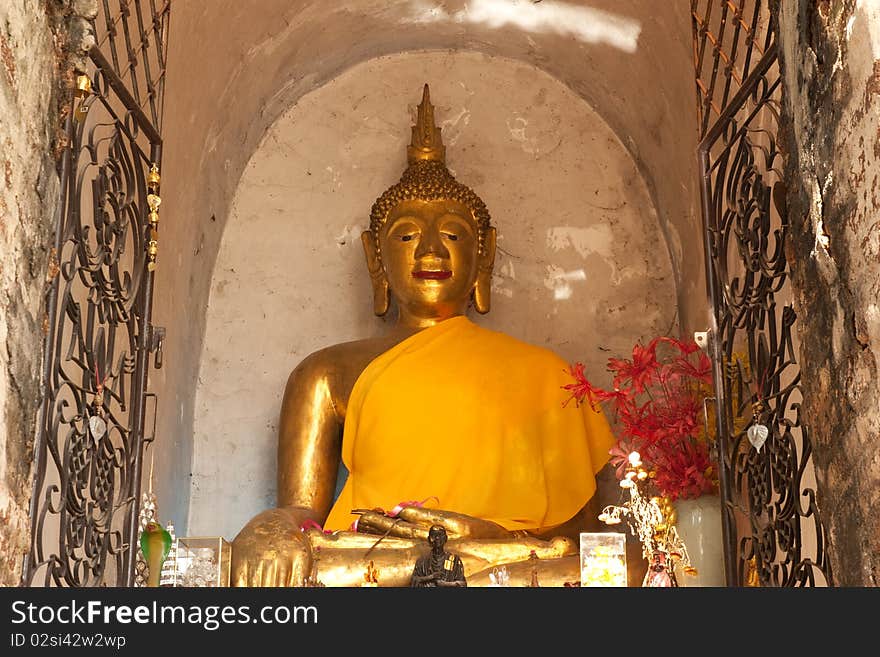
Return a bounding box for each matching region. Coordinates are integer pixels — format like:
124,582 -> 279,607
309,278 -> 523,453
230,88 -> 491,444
410,525 -> 466,587
528,550 -> 541,587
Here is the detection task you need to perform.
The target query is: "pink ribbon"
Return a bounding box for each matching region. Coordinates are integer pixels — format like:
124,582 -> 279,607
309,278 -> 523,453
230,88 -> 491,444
388,496 -> 440,517
300,519 -> 331,534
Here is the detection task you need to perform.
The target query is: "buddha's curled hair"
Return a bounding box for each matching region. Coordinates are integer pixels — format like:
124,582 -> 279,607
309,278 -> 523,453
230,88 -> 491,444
369,160 -> 492,257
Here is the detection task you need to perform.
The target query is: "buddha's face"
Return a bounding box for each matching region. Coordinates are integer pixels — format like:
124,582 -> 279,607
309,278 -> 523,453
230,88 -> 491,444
379,198 -> 480,322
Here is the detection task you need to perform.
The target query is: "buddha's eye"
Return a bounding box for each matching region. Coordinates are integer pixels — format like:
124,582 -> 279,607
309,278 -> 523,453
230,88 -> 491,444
442,233 -> 459,241
399,234 -> 415,242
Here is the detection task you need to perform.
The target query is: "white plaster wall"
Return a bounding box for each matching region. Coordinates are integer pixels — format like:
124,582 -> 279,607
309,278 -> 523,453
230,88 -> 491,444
189,52 -> 677,539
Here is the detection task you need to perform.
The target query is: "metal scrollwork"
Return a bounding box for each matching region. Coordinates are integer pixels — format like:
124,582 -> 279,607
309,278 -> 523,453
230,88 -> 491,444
23,0 -> 170,587
692,0 -> 831,587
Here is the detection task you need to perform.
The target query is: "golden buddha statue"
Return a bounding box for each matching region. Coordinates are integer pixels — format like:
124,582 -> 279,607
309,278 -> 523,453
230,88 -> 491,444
231,85 -> 618,587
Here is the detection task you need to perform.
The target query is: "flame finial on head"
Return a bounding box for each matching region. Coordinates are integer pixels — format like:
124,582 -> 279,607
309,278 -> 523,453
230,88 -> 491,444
369,83 -> 492,261
407,84 -> 446,164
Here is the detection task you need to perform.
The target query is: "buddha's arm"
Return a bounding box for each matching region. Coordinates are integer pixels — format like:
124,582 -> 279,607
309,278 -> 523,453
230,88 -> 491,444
276,351 -> 343,523
232,352 -> 343,586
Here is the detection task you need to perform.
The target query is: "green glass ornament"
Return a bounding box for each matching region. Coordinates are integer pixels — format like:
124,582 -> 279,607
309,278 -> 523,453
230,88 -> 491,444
141,521 -> 172,587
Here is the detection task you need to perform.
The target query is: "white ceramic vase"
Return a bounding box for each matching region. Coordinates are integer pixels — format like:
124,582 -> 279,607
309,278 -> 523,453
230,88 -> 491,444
672,494 -> 725,587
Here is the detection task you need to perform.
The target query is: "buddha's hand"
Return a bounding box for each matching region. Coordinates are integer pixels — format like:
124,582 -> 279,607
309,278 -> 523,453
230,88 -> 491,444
231,507 -> 312,587
353,505 -> 514,541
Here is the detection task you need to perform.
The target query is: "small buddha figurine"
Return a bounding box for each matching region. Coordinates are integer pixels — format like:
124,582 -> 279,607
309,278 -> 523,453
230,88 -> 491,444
231,85 -> 617,587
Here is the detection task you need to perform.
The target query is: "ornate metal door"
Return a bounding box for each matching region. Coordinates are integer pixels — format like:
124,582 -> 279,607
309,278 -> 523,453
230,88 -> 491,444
22,0 -> 171,587
692,0 -> 831,586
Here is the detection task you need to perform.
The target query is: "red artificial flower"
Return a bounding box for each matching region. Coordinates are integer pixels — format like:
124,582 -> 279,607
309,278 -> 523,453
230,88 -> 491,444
608,338 -> 660,394
562,362 -> 594,408
670,351 -> 713,385
563,363 -> 631,410
566,335 -> 718,500
658,336 -> 701,355
608,443 -> 635,480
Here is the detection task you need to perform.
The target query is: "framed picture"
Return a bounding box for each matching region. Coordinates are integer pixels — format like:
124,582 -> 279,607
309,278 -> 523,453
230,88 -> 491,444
579,532 -> 627,587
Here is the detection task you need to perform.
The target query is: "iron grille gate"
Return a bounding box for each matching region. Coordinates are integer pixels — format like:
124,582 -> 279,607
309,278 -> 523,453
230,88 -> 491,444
692,0 -> 831,586
22,1 -> 171,587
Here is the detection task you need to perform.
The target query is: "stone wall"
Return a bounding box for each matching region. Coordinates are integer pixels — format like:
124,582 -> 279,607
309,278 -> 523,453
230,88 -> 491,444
778,0 -> 880,586
0,0 -> 95,586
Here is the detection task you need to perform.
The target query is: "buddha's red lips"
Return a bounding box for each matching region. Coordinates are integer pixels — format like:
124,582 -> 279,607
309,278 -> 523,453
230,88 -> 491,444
412,270 -> 453,280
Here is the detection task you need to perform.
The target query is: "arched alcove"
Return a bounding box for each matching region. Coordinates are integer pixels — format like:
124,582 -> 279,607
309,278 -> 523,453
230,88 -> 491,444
150,1 -> 702,532
188,52 -> 676,537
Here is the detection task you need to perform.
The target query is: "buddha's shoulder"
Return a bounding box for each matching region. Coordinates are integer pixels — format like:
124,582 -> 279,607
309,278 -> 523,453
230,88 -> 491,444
287,335 -> 399,382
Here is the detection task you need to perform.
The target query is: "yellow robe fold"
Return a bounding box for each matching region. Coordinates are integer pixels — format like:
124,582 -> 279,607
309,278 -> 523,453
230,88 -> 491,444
324,315 -> 615,532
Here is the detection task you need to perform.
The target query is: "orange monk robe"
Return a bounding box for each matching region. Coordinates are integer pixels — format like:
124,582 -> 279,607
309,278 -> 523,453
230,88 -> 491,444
323,316 -> 615,532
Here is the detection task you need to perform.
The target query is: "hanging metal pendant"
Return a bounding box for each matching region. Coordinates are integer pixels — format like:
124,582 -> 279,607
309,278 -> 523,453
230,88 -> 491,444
89,384 -> 107,444
747,423 -> 769,453
88,413 -> 107,443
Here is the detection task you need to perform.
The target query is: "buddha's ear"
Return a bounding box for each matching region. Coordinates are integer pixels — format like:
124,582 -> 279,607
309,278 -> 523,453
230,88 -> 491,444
473,226 -> 496,314
361,230 -> 390,316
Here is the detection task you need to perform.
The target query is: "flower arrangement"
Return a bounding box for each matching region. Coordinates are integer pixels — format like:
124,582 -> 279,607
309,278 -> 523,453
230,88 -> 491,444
599,451 -> 696,586
564,336 -> 718,501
